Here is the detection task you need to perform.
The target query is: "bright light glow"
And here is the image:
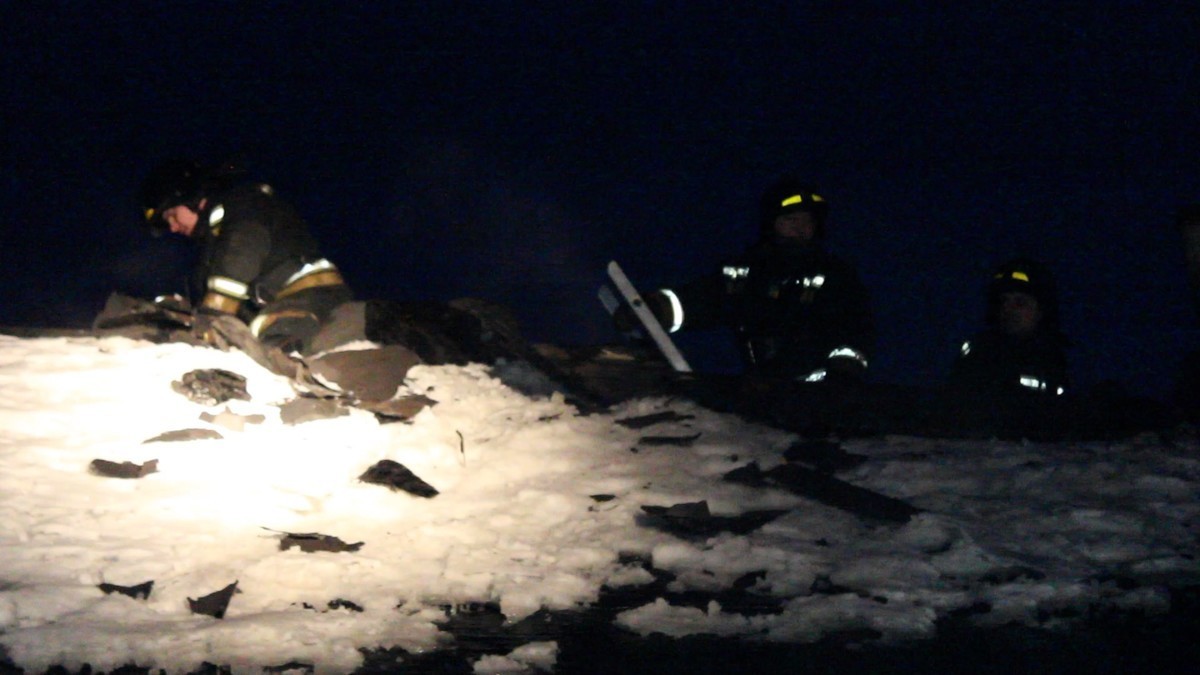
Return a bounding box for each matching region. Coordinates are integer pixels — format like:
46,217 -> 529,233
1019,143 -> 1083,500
0,335 -> 1195,672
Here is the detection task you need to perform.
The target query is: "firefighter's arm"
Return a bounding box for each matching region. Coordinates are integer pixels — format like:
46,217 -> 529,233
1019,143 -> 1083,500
205,204 -> 271,307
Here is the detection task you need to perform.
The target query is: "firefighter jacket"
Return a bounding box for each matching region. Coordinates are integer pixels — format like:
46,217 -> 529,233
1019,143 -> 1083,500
948,328 -> 1070,397
653,240 -> 874,381
193,182 -> 352,351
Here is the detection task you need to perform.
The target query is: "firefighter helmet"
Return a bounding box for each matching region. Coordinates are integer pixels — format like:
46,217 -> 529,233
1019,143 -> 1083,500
986,257 -> 1059,331
139,159 -> 243,233
759,177 -> 829,239
139,159 -> 210,232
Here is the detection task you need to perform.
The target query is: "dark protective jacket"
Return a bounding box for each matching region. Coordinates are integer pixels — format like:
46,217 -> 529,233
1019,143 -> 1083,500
193,182 -> 352,352
654,240 -> 874,381
948,329 -> 1070,397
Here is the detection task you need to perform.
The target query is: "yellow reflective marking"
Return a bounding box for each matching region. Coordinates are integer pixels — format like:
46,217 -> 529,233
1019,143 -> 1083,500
144,207 -> 156,222
781,193 -> 824,207
1011,271 -> 1029,282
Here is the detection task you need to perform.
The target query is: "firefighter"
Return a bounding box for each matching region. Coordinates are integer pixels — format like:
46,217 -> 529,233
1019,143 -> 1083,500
615,177 -> 874,384
139,159 -> 352,354
948,258 -> 1070,397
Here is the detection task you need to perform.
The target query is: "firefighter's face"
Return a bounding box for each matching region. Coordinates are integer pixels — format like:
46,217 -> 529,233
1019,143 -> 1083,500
998,291 -> 1042,338
773,211 -> 816,243
163,203 -> 201,237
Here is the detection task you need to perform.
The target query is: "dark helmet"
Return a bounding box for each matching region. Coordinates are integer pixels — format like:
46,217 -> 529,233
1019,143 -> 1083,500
139,159 -> 241,233
986,257 -> 1059,331
139,159 -> 208,233
758,177 -> 830,239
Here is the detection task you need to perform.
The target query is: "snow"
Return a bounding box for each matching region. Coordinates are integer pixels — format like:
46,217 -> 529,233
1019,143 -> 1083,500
1,334 -> 1198,673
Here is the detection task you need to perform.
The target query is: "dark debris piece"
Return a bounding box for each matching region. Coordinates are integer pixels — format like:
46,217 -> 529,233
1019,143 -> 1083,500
188,580 -> 239,619
810,575 -> 856,596
732,570 -> 767,591
637,432 -> 702,447
721,462 -> 770,487
328,598 -> 364,612
143,428 -> 224,443
171,368 -> 252,406
89,458 -> 158,479
980,565 -> 1047,584
589,494 -> 616,502
783,439 -> 868,473
279,397 -> 349,425
615,410 -> 696,429
359,459 -> 439,498
300,599 -> 365,613
278,531 -> 364,553
724,461 -> 920,524
638,500 -> 788,537
356,394 -> 438,421
263,661 -> 314,674
98,580 -> 154,600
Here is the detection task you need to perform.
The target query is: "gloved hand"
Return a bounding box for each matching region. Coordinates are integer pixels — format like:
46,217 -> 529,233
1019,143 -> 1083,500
191,311 -> 230,349
153,293 -> 193,314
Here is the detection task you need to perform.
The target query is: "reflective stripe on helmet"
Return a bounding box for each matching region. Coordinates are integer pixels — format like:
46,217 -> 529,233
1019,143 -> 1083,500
780,192 -> 825,208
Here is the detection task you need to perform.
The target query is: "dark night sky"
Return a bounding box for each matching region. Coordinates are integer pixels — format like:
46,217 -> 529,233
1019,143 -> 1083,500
3,2 -> 1198,399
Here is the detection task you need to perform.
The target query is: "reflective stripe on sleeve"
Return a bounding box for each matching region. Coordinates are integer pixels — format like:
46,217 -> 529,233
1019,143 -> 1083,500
803,368 -> 827,383
200,292 -> 241,314
283,258 -> 337,287
661,288 -> 684,332
1019,375 -> 1065,395
207,276 -> 250,300
828,346 -> 869,369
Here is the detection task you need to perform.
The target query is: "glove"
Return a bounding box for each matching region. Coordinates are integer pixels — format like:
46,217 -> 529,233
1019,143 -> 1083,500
191,311 -> 230,349
153,293 -> 193,314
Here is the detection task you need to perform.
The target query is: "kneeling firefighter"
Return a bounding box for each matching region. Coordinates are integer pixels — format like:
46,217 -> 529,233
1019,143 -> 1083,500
137,158 -> 577,405
140,158 -> 353,354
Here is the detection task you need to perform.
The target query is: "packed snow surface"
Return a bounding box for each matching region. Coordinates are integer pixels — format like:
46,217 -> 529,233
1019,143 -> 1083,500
1,335 -> 1198,673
